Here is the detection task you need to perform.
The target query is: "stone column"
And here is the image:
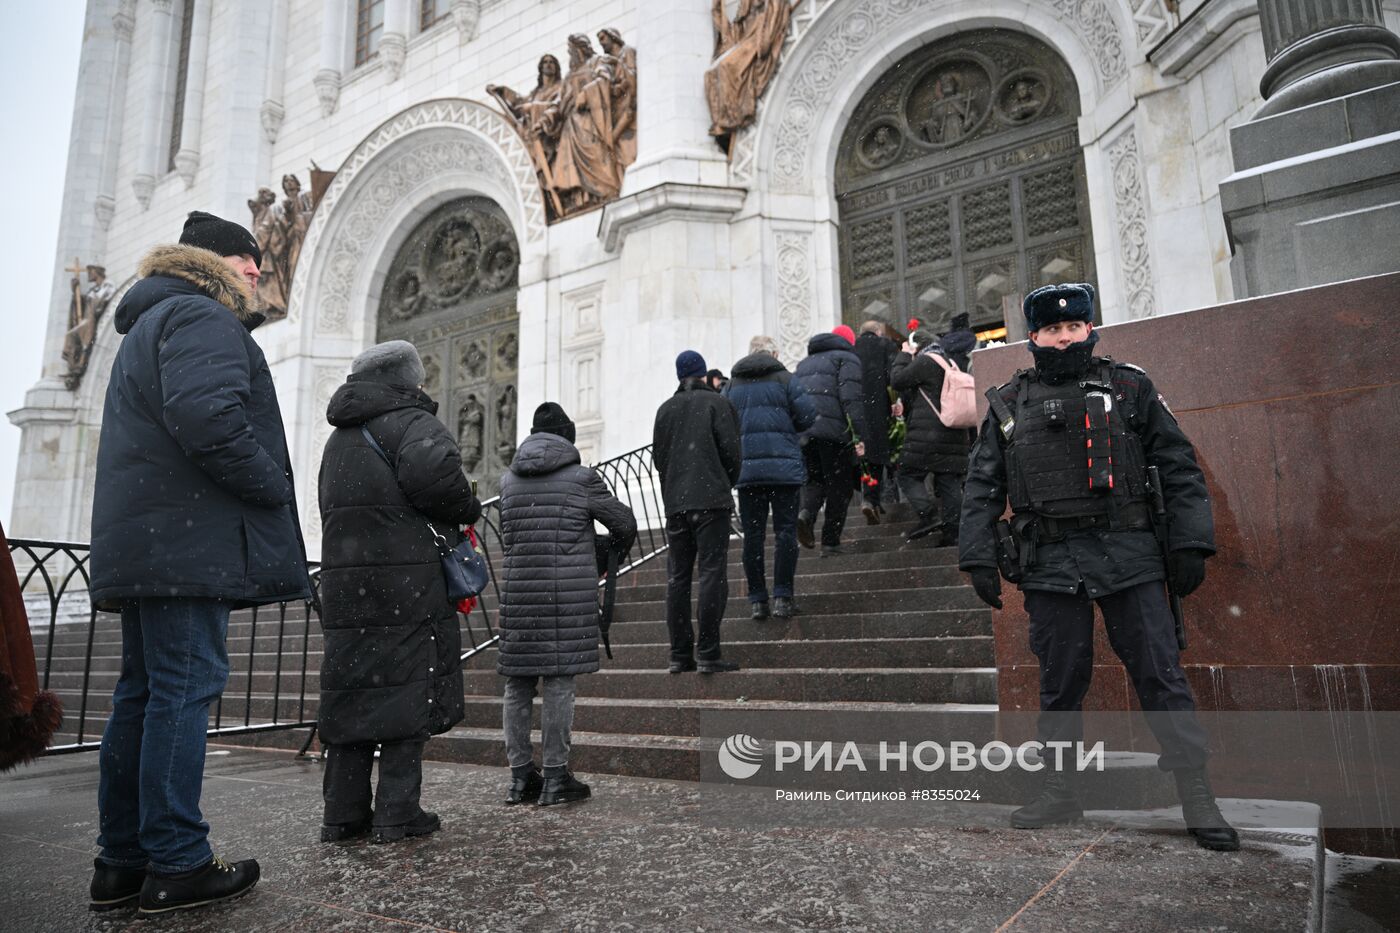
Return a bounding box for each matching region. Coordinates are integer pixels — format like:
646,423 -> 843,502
381,0 -> 409,82
1255,0 -> 1400,117
260,0 -> 291,144
1217,1 -> 1400,296
94,0 -> 135,230
172,0 -> 212,188
131,0 -> 177,209
315,0 -> 345,117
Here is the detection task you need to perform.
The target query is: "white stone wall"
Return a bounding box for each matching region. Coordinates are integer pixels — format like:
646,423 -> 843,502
14,0 -> 1296,548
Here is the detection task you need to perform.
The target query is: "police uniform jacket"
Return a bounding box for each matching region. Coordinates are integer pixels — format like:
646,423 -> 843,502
958,359 -> 1214,599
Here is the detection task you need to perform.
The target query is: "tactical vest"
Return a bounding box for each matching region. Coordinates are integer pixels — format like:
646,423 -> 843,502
994,361 -> 1150,520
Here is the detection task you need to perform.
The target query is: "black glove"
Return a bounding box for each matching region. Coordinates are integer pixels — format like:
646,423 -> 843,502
968,568 -> 1003,610
1169,549 -> 1208,597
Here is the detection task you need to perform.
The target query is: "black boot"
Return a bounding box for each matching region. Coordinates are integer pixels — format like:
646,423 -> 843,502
1010,771 -> 1083,828
137,856 -> 260,916
751,601 -> 770,620
319,816 -> 372,843
89,859 -> 145,911
772,597 -> 797,618
371,810 -> 441,844
935,525 -> 960,548
796,511 -> 816,550
1173,768 -> 1240,851
905,512 -> 940,541
505,767 -> 543,805
538,771 -> 591,806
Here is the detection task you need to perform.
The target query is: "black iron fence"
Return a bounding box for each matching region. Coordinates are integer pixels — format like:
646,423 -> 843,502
12,443 -> 668,754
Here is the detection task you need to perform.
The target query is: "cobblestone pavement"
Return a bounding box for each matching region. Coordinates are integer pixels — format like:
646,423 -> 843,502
0,745 -> 1328,932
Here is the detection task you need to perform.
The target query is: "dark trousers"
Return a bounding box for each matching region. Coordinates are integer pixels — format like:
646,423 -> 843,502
322,739 -> 427,828
737,485 -> 800,603
665,508 -> 731,662
1024,581 -> 1210,771
897,468 -> 963,529
800,440 -> 856,547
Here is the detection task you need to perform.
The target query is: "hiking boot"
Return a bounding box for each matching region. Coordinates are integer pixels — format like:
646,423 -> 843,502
796,512 -> 816,549
1010,772 -> 1082,828
698,659 -> 741,674
137,856 -> 259,916
506,767 -> 544,805
538,771 -> 591,806
319,817 -> 372,843
861,504 -> 880,525
371,810 -> 440,844
772,597 -> 797,618
751,601 -> 771,620
1173,768 -> 1240,851
668,658 -> 697,673
89,859 -> 145,912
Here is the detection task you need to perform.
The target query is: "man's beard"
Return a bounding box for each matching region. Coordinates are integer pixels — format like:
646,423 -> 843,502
1028,329 -> 1100,383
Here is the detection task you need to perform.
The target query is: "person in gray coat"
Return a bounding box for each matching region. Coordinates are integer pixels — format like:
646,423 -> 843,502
497,402 -> 637,806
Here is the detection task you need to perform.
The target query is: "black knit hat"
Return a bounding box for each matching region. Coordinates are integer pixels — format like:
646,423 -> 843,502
179,211 -> 262,267
531,401 -> 576,444
1023,283 -> 1095,332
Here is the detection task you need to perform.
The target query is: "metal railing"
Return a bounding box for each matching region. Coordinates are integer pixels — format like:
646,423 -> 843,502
11,443 -> 669,754
10,538 -> 323,754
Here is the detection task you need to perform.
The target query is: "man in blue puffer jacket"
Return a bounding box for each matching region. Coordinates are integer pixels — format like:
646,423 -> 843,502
724,336 -> 817,619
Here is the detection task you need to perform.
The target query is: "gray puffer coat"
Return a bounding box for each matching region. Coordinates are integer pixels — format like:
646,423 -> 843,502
497,433 -> 637,678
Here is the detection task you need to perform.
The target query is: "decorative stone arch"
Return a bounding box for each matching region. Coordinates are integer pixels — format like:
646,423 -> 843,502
286,98 -> 546,341
730,0 -> 1144,354
278,99 -> 546,551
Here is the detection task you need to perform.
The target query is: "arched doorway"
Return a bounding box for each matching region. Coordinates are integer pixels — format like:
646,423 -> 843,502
835,29 -> 1097,341
377,196 -> 520,497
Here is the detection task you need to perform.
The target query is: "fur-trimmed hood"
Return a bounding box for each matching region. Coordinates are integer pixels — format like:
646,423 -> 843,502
114,244 -> 261,334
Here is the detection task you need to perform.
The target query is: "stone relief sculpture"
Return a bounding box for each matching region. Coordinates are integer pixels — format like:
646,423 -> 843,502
457,393 -> 486,473
495,384 -> 518,464
704,0 -> 800,151
487,29 -> 637,222
921,72 -> 979,146
247,172 -> 325,321
61,260 -> 115,390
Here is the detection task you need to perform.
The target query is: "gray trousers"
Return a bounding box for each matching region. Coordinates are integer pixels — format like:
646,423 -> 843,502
502,674 -> 576,772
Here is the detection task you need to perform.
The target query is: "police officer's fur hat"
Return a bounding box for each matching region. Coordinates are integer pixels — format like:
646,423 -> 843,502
351,340 -> 426,387
1023,283 -> 1095,332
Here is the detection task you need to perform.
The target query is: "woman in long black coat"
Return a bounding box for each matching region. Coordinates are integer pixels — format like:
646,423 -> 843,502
317,341 -> 481,843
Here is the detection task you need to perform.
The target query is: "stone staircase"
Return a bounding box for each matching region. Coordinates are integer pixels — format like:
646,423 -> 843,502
30,501 -> 1175,807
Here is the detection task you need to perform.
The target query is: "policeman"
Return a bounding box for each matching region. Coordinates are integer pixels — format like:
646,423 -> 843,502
959,283 -> 1238,852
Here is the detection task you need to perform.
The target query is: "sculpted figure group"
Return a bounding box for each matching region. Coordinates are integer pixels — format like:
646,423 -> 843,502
489,29 -> 638,222
704,0 -> 801,147
247,174 -> 318,320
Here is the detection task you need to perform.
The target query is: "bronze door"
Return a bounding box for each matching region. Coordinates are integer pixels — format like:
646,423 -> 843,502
835,29 -> 1097,341
377,197 -> 520,498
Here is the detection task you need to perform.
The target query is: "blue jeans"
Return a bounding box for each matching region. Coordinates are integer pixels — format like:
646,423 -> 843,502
738,485 -> 800,603
97,598 -> 231,874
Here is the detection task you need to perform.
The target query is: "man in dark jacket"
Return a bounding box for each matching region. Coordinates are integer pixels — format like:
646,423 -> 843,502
724,336 -> 817,620
318,340 -> 482,843
890,330 -> 972,546
793,327 -> 867,556
853,321 -> 901,525
653,350 -> 743,673
90,213 -> 307,915
959,283 -> 1237,852
498,403 -> 636,805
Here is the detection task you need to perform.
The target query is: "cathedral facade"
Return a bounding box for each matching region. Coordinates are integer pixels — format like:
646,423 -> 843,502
16,0 -> 1396,554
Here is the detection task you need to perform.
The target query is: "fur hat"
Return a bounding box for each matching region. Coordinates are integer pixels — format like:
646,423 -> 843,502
676,350 -> 707,381
531,401 -> 576,443
178,211 -> 261,267
351,340 -> 425,387
1024,283 -> 1095,332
